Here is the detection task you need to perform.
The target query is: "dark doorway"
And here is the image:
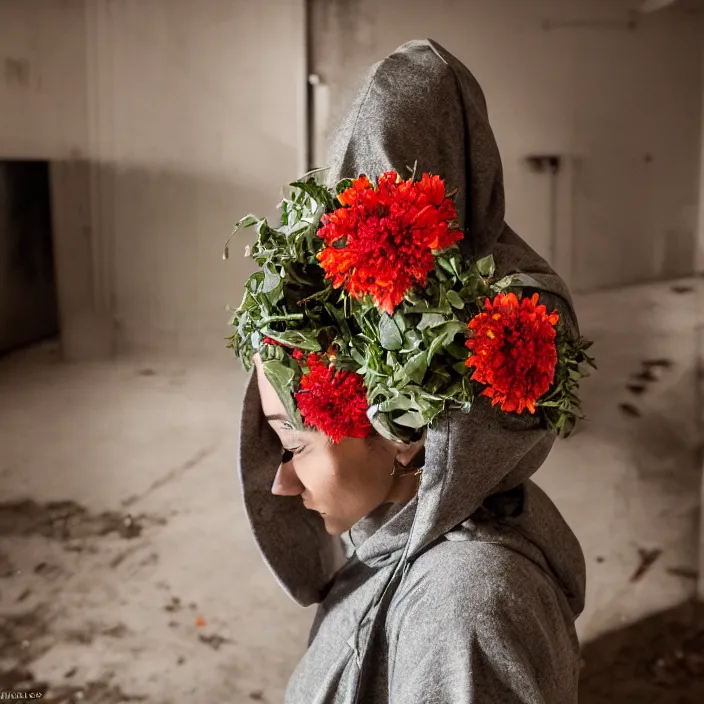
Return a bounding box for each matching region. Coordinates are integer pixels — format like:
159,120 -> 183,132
0,160 -> 59,355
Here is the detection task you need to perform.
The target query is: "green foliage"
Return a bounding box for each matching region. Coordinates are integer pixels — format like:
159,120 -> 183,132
225,175 -> 595,443
537,334 -> 597,438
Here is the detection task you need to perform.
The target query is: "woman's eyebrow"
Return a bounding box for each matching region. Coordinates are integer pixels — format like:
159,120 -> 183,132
265,413 -> 289,423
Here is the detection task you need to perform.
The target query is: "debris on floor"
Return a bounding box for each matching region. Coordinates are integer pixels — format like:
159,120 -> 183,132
198,633 -> 232,651
630,547 -> 663,582
0,500 -> 162,542
620,357 -> 675,418
619,403 -> 641,418
642,359 -> 674,370
164,596 -> 182,613
579,601 -> 704,703
667,567 -> 699,581
0,550 -> 16,578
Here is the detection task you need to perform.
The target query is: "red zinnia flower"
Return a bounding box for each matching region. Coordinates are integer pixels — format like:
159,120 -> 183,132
465,292 -> 559,414
293,353 -> 373,443
316,171 -> 462,315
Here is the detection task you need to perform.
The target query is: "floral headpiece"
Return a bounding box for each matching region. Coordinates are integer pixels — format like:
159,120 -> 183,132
225,167 -> 595,445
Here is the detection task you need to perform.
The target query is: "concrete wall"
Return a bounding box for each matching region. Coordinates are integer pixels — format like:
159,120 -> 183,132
310,0 -> 704,292
0,0 -> 306,358
698,29 -> 704,274
0,0 -> 89,159
1,0 -> 700,357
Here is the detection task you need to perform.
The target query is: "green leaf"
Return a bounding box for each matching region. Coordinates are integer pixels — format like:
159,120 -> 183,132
377,394 -> 414,413
223,215 -> 261,260
290,179 -> 334,211
506,273 -> 544,290
261,360 -> 304,430
417,313 -> 446,331
350,347 -> 366,366
392,310 -> 408,333
262,266 -> 280,293
446,290 -> 465,309
236,214 -> 259,230
394,410 -> 427,429
445,340 -> 469,360
475,255 -> 496,277
367,406 -> 412,443
403,351 -> 428,385
491,275 -> 513,291
451,360 -> 470,376
255,218 -> 272,238
437,257 -> 456,276
335,178 -> 353,195
263,329 -> 320,351
426,321 -> 466,364
428,332 -> 448,363
379,314 -> 403,350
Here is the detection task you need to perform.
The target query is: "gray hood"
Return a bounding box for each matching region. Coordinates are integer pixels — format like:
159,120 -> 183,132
237,39 -> 584,622
327,38 -> 505,262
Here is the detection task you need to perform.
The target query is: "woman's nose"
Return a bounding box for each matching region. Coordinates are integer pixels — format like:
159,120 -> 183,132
271,456 -> 305,496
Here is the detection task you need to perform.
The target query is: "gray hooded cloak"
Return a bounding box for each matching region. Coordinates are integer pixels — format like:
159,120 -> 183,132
237,39 -> 586,704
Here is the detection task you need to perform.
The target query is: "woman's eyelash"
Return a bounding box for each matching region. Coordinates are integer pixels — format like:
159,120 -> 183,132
281,447 -> 303,462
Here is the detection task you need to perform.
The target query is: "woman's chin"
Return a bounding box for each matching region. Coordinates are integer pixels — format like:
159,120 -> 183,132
320,515 -> 346,536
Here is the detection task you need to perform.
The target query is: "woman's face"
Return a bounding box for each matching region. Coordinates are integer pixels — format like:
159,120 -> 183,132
254,354 -> 423,536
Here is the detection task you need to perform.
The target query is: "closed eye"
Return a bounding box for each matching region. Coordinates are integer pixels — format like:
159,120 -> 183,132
281,447 -> 304,462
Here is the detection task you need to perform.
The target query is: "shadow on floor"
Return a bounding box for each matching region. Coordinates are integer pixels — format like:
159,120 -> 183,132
579,600 -> 704,703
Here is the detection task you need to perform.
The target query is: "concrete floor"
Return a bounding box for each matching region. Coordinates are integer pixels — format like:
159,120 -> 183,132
0,277 -> 701,703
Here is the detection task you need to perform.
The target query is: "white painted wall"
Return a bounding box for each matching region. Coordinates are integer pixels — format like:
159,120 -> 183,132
93,0 -> 306,356
0,0 -> 89,159
0,0 -> 306,358
310,0 -> 704,292
697,28 -> 704,274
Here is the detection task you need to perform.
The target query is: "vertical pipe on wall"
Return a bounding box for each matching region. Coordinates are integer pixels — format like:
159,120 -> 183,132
304,0 -> 314,173
81,0 -> 115,357
696,22 -> 704,603
549,166 -> 558,268
697,34 -> 704,275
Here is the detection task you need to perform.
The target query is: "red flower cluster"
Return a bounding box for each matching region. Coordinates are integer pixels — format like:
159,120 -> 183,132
316,172 -> 462,315
465,292 -> 559,414
262,336 -> 286,347
292,352 -> 373,443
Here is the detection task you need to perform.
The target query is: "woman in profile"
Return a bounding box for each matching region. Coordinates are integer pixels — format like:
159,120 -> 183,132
231,38 -> 587,704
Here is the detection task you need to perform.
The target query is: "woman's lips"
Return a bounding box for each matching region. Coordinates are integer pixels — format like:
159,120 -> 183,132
303,501 -> 325,516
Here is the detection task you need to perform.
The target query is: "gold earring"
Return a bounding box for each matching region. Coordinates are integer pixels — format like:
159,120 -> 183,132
391,456 -> 422,477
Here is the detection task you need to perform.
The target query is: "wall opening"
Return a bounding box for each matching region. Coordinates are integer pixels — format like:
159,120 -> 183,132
0,160 -> 59,355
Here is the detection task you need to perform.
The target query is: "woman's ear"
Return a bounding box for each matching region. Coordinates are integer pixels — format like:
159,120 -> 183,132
395,428 -> 427,466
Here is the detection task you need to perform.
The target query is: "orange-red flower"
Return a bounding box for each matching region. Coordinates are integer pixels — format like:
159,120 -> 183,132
317,171 -> 461,315
465,292 -> 559,414
293,353 -> 373,443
